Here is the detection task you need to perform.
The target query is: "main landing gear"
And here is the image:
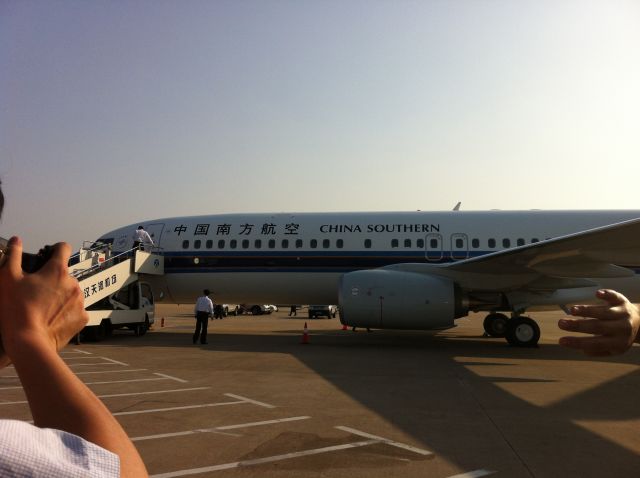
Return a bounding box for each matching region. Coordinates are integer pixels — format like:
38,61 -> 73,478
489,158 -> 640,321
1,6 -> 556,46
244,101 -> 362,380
483,312 -> 540,347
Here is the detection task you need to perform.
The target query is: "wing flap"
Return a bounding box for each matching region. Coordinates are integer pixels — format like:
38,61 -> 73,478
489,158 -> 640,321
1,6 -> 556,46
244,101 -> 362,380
387,216 -> 640,291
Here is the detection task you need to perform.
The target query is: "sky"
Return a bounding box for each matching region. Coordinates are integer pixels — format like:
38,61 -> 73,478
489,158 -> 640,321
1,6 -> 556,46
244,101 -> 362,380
1,0 -> 639,251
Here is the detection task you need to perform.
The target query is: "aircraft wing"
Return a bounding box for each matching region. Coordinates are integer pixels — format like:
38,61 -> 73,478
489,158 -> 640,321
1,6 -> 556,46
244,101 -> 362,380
386,216 -> 640,292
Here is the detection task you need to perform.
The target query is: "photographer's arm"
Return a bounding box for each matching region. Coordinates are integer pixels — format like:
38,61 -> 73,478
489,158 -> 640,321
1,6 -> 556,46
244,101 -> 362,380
0,237 -> 148,478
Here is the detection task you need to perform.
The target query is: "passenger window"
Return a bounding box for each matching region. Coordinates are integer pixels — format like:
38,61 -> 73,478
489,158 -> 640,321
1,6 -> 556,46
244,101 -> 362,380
364,239 -> 372,249
310,239 -> 318,249
296,239 -> 303,248
488,238 -> 496,248
206,240 -> 213,249
404,239 -> 411,248
269,239 -> 276,249
194,240 -> 201,249
455,238 -> 463,248
323,239 -> 330,248
503,238 -> 511,248
242,239 -> 249,249
417,239 -> 424,248
532,238 -> 539,243
254,240 -> 262,249
517,238 -> 525,247
282,239 -> 289,248
337,239 -> 344,249
430,239 -> 438,248
230,239 -> 237,249
391,239 -> 399,248
471,238 -> 480,249
218,240 -> 225,249
182,240 -> 189,249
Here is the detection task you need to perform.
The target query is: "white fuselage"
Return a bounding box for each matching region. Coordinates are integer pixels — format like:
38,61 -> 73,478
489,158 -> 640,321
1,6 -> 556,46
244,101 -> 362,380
97,210 -> 640,306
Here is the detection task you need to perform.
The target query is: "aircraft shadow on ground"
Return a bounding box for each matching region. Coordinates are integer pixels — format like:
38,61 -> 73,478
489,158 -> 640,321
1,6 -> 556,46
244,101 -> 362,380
95,328 -> 640,475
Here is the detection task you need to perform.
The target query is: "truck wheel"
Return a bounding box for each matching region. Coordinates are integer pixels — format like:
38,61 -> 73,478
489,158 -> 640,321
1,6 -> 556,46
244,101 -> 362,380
134,323 -> 146,336
251,305 -> 262,315
90,321 -> 109,341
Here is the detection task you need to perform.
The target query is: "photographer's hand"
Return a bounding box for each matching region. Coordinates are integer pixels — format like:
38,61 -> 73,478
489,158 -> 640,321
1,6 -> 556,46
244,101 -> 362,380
0,237 -> 86,359
558,289 -> 640,356
0,236 -> 148,477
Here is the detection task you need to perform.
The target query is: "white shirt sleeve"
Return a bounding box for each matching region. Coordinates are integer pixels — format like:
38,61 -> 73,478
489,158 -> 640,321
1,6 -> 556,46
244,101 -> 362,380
0,420 -> 120,478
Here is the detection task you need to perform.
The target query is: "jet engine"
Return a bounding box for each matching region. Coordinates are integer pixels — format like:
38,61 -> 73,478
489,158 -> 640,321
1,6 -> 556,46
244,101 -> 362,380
338,269 -> 467,330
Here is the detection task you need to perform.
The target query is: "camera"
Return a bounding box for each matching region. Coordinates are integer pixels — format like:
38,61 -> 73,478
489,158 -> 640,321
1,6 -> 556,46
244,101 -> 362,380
0,237 -> 54,273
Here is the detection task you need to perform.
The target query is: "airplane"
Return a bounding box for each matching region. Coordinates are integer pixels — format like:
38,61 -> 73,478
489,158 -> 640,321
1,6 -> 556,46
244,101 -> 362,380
93,209 -> 640,347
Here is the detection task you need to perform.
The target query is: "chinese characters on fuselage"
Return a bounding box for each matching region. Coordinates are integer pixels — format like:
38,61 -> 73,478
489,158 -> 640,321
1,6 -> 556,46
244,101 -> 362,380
173,223 -> 301,236
172,222 -> 440,237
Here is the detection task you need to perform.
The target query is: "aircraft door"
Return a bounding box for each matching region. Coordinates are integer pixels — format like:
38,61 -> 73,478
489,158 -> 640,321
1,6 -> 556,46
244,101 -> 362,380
451,233 -> 469,260
144,223 -> 165,250
425,233 -> 443,262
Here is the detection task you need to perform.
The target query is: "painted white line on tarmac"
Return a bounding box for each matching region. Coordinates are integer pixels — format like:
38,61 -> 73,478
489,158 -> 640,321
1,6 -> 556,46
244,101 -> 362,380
0,387 -> 212,406
224,393 -> 276,408
113,400 -> 245,417
83,377 -> 172,386
153,373 -> 188,383
98,386 -> 210,399
216,415 -> 310,430
65,362 -> 123,367
60,349 -> 92,355
150,439 -> 380,477
336,426 -> 433,456
132,416 -> 311,442
63,356 -> 107,360
447,470 -> 496,478
100,357 -> 129,366
71,368 -> 148,376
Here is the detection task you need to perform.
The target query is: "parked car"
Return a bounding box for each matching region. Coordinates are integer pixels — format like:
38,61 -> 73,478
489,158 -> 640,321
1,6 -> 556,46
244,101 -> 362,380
308,305 -> 338,319
238,304 -> 275,315
222,304 -> 239,316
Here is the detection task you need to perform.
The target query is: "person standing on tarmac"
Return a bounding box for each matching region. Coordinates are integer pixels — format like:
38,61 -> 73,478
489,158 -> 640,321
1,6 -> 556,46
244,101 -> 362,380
193,289 -> 214,344
213,303 -> 224,320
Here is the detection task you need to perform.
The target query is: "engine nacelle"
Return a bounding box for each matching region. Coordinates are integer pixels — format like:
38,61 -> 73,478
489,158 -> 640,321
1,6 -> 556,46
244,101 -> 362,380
338,270 -> 467,330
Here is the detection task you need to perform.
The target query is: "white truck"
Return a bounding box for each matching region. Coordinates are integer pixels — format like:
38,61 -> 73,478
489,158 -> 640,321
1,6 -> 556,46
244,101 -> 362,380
84,280 -> 155,341
73,243 -> 163,341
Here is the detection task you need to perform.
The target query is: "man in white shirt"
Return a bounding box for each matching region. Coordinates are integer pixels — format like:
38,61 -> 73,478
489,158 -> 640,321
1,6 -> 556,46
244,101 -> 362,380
132,225 -> 154,251
193,289 -> 214,344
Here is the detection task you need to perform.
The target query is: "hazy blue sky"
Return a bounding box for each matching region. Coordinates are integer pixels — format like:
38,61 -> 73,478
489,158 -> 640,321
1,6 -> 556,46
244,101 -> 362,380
1,1 -> 639,251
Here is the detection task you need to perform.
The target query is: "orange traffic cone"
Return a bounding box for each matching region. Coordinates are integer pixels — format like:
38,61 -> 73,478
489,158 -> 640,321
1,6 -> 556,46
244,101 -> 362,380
161,317 -> 165,327
301,322 -> 310,344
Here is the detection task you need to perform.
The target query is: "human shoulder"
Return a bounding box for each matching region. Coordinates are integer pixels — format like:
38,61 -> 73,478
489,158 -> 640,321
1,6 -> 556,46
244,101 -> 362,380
0,419 -> 119,477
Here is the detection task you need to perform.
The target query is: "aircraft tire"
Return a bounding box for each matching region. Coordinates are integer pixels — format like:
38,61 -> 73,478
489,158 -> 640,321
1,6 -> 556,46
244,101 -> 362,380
505,316 -> 540,347
483,313 -> 509,337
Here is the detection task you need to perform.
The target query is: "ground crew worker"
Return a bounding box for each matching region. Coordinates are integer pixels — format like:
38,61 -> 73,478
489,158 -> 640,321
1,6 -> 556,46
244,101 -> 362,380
193,289 -> 213,344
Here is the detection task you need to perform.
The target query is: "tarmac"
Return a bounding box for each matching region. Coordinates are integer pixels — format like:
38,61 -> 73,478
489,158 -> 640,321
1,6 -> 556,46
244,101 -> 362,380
1,306 -> 639,477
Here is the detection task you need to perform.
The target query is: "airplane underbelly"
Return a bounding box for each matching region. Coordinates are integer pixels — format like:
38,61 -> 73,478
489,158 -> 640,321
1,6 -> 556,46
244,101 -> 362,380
162,272 -> 343,305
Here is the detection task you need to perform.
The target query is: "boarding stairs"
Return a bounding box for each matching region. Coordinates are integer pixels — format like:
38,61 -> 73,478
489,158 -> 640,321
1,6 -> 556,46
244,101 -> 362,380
70,242 -> 164,308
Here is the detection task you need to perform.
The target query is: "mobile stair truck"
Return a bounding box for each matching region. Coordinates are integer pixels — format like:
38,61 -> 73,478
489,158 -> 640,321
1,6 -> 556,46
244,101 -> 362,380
71,243 -> 164,341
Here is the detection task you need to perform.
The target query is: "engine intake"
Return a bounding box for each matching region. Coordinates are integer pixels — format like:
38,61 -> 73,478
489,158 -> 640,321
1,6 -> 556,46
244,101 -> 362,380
338,270 -> 467,330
